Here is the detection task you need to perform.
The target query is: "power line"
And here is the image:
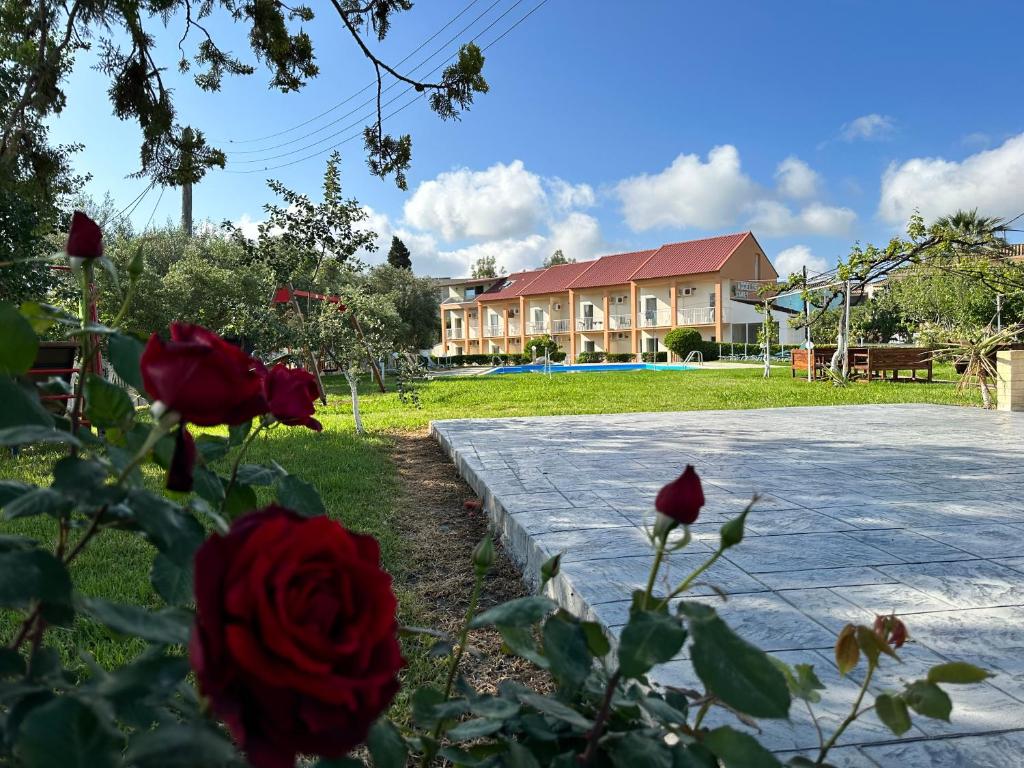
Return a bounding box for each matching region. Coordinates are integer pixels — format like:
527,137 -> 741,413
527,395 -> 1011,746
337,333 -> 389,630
222,0 -> 549,175
108,182 -> 155,224
226,0 -> 520,164
144,185 -> 166,231
223,0 -> 491,147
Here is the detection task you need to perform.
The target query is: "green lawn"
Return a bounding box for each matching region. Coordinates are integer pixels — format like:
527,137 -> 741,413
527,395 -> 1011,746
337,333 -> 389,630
0,365 -> 979,671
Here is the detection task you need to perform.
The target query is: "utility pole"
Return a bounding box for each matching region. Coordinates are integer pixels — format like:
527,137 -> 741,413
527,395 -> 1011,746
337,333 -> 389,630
997,294 -> 1003,331
180,126 -> 195,236
803,266 -> 813,382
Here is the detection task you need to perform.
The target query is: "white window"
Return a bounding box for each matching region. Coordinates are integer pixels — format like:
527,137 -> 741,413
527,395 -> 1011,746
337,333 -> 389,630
584,340 -> 595,353
582,303 -> 594,319
533,308 -> 543,322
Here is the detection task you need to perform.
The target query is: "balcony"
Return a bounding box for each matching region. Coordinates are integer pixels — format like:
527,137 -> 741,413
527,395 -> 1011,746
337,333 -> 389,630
484,324 -> 503,338
526,321 -> 548,335
550,319 -> 570,334
609,314 -> 632,330
447,327 -> 464,339
639,309 -> 671,328
508,320 -> 521,336
576,317 -> 602,331
676,306 -> 717,325
468,327 -> 479,339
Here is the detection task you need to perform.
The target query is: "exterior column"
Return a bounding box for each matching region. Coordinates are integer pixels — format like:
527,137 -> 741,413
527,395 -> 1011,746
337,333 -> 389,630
519,296 -> 526,350
714,281 -> 723,342
547,296 -> 554,336
440,306 -> 447,355
670,281 -> 678,328
630,281 -> 639,360
477,303 -> 484,353
502,306 -> 509,354
463,307 -> 470,352
603,292 -> 610,353
568,289 -> 576,361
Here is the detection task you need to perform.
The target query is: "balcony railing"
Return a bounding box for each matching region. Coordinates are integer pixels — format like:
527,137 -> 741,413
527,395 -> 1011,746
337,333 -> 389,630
609,314 -> 632,330
551,319 -> 570,334
468,327 -> 479,339
447,327 -> 464,339
526,321 -> 548,334
577,317 -> 602,331
639,309 -> 671,328
484,324 -> 503,338
677,306 -> 716,325
508,320 -> 521,336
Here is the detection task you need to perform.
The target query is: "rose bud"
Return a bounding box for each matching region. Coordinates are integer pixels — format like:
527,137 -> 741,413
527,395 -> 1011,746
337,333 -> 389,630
874,613 -> 909,649
127,245 -> 145,279
472,535 -> 495,575
191,506 -> 404,768
540,552 -> 561,584
265,364 -> 322,431
655,465 -> 705,525
141,323 -> 268,427
66,211 -> 103,260
166,425 -> 196,493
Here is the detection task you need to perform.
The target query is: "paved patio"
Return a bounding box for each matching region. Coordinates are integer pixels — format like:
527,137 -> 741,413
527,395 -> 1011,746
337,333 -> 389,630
432,404 -> 1024,765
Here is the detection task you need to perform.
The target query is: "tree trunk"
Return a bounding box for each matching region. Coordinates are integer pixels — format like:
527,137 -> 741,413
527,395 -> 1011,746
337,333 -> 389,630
980,377 -> 992,409
345,371 -> 364,434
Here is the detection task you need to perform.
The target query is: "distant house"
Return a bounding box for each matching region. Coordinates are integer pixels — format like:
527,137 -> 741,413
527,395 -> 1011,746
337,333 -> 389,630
437,231 -> 801,360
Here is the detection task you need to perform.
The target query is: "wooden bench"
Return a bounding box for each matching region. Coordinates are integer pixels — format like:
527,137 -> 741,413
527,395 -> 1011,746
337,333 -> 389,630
850,347 -> 932,382
790,347 -> 836,379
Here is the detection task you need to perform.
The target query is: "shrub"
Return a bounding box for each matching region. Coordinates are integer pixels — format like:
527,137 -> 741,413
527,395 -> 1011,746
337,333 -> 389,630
664,327 -> 704,359
576,352 -> 606,364
550,351 -> 567,362
641,351 -> 668,362
524,334 -> 559,359
606,352 -> 633,362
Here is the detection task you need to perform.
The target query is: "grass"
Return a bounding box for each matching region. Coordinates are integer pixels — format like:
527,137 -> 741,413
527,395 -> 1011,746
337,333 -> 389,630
0,364 -> 980,672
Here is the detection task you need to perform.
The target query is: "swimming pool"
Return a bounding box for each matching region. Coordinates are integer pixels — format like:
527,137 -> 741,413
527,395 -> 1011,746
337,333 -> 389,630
487,363 -> 696,374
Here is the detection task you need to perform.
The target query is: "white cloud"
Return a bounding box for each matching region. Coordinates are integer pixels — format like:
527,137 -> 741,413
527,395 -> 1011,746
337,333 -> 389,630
230,213 -> 264,240
617,145 -> 757,231
747,200 -> 856,237
775,156 -> 820,199
961,132 -> 991,148
548,178 -> 596,211
774,245 -> 829,278
878,133 -> 1024,225
840,113 -> 895,142
402,160 -> 547,242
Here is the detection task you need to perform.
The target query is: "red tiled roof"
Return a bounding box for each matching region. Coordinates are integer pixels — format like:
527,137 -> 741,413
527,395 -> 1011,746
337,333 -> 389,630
520,261 -> 595,295
568,250 -> 656,289
630,233 -> 749,281
477,269 -> 546,301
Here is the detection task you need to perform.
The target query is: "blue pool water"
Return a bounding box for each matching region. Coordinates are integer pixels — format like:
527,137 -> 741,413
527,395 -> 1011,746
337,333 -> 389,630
487,363 -> 696,375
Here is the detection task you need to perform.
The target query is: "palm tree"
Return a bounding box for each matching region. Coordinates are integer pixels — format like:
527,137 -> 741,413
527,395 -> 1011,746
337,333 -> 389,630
930,209 -> 1008,255
931,323 -> 1023,408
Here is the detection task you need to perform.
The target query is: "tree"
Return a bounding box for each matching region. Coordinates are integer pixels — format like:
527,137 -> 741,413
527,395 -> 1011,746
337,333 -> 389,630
663,328 -> 704,360
543,249 -> 574,267
471,254 -> 504,279
311,286 -> 400,434
524,334 -> 558,360
1,0 -> 488,190
387,236 -> 412,270
363,265 -> 439,350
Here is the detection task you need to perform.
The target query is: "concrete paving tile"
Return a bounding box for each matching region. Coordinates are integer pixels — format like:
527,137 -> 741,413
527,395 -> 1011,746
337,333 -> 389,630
877,561 -> 1024,610
842,529 -> 975,563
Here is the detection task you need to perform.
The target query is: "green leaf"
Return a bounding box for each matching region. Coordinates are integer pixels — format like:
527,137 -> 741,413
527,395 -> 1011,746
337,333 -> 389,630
15,696 -> 121,767
276,474 -> 325,517
773,659 -> 825,703
366,718 -> 408,768
94,650 -> 190,707
194,435 -> 230,462
855,625 -> 897,664
470,595 -> 557,629
3,488 -> 71,520
84,374 -> 134,429
224,483 -> 258,517
834,624 -> 859,676
581,620 -> 611,658
129,490 -> 205,567
446,717 -> 504,740
0,425 -> 78,448
151,553 -> 194,606
0,375 -> 54,430
52,456 -> 107,493
236,463 -> 285,486
638,695 -> 688,724
610,731 -> 673,768
19,301 -> 58,334
672,743 -> 717,768
192,467 -> 226,505
543,613 -> 592,688
0,549 -> 72,609
78,597 -> 191,645
903,680 -> 952,721
469,696 -> 519,720
0,480 -> 33,508
498,625 -> 549,668
875,693 -> 912,735
0,302 -> 38,376
0,534 -> 39,552
517,692 -> 594,730
682,602 -> 791,719
927,662 -> 993,685
125,723 -> 238,767
618,610 -> 687,679
108,332 -> 146,394
704,726 -> 783,767
228,420 -> 252,446
411,685 -> 446,729
503,741 -> 541,768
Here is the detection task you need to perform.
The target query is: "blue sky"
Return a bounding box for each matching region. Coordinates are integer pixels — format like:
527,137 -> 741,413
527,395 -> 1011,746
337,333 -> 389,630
49,0 -> 1024,277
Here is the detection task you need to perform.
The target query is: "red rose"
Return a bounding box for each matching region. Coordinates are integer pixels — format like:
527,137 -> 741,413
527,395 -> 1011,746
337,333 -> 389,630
140,323 -> 268,426
166,425 -> 196,492
655,465 -> 705,525
874,613 -> 908,649
266,364 -> 322,432
66,211 -> 103,259
191,506 -> 403,768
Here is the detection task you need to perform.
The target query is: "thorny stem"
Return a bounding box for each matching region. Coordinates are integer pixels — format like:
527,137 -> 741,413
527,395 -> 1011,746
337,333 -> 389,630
578,670 -> 622,766
69,261 -> 95,444
657,549 -> 724,611
421,569 -> 484,767
692,699 -> 713,730
816,660 -> 877,764
110,277 -> 137,329
220,424 -> 266,514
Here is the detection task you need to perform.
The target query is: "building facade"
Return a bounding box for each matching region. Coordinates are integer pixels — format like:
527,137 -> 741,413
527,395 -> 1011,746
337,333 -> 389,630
438,232 -> 801,359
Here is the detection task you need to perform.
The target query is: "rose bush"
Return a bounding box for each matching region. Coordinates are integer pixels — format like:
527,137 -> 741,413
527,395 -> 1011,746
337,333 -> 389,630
0,212 -> 995,767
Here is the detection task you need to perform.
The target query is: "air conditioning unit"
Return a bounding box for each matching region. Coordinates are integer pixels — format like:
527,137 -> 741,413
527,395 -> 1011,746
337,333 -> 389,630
681,287 -> 694,297
615,296 -> 625,304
